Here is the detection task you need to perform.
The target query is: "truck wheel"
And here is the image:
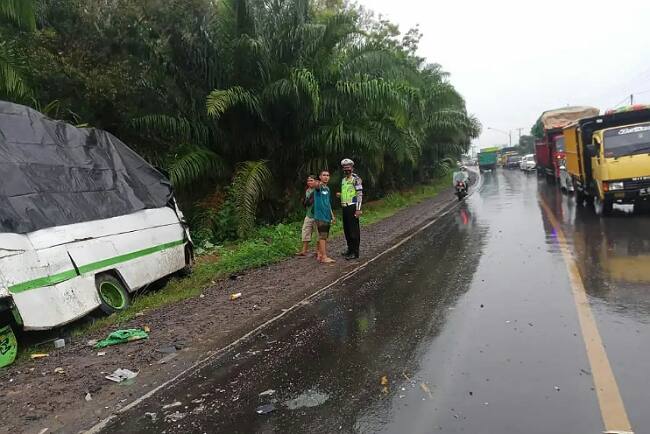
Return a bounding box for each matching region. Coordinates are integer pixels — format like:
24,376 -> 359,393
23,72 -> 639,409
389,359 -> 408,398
96,274 -> 131,315
593,196 -> 613,216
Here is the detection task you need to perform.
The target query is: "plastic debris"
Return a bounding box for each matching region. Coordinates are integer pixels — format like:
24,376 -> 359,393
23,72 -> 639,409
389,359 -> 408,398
30,353 -> 49,360
105,368 -> 138,383
162,401 -> 182,410
256,404 -> 276,415
145,412 -> 157,422
97,351 -> 106,356
554,386 -> 560,392
259,389 -> 276,397
0,325 -> 18,368
94,329 -> 149,349
54,367 -> 65,374
229,293 -> 242,301
143,325 -> 151,333
53,338 -> 65,349
85,392 -> 92,402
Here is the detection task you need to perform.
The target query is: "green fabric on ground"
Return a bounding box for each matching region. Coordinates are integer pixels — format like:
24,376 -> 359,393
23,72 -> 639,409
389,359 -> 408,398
94,328 -> 149,349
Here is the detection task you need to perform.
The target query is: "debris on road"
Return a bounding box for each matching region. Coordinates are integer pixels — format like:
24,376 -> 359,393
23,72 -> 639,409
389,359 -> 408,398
53,338 -> 65,349
97,351 -> 106,357
85,392 -> 92,402
554,386 -> 560,392
259,389 -> 276,397
94,329 -> 149,349
54,367 -> 65,374
420,383 -> 433,399
30,353 -> 49,360
144,412 -> 157,422
164,411 -> 187,422
105,368 -> 139,383
256,404 -> 276,415
285,390 -> 330,409
229,293 -> 242,301
157,353 -> 178,364
162,401 -> 182,410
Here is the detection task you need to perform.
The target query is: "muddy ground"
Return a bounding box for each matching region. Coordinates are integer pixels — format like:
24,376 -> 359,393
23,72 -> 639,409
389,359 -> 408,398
0,180 -> 465,434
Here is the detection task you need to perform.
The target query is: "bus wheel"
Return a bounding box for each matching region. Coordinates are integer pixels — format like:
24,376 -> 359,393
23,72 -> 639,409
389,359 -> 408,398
96,274 -> 131,315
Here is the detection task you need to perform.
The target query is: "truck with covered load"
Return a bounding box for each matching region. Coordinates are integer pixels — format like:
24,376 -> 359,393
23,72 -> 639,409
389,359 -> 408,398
563,104 -> 650,215
478,147 -> 499,171
533,106 -> 599,180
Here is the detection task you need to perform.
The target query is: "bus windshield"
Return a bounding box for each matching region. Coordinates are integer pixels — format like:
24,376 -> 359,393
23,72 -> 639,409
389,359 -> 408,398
603,123 -> 650,158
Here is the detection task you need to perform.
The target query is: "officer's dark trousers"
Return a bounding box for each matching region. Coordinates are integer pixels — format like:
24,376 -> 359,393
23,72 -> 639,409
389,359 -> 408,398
342,205 -> 360,255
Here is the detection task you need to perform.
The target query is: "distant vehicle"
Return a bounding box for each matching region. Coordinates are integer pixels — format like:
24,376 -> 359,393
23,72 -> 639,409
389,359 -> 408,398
478,147 -> 499,171
563,105 -> 650,215
533,107 -> 599,180
520,154 -> 536,172
506,154 -> 522,169
0,102 -> 193,361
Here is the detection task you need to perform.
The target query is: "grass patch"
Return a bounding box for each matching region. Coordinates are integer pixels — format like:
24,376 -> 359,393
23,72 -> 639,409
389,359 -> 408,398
68,174 -> 450,337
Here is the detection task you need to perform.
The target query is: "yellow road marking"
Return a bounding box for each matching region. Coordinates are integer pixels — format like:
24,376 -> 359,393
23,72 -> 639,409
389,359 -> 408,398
539,199 -> 633,434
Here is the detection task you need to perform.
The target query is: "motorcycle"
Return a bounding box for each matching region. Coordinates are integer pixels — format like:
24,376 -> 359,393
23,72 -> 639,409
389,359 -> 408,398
455,181 -> 468,201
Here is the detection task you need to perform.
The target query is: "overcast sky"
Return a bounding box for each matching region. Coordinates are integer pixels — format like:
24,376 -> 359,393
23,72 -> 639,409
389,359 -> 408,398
357,0 -> 650,149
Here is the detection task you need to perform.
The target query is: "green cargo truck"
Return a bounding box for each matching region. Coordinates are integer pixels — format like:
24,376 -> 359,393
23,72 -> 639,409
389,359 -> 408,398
478,147 -> 499,171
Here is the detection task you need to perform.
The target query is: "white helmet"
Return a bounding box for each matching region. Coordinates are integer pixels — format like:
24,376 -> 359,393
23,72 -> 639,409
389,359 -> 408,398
341,158 -> 354,166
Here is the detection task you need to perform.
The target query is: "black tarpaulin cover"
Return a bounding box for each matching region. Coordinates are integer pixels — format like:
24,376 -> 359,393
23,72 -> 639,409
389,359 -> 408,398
0,101 -> 173,234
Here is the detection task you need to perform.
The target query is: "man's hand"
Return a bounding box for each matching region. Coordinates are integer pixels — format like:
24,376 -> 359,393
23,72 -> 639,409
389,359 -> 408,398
332,217 -> 337,225
354,210 -> 362,218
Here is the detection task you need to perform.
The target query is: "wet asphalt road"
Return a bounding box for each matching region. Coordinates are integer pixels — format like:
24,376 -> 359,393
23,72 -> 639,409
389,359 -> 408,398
102,169 -> 650,434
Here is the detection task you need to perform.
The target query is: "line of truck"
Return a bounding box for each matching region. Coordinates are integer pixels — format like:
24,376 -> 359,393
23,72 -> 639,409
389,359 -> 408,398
533,104 -> 650,215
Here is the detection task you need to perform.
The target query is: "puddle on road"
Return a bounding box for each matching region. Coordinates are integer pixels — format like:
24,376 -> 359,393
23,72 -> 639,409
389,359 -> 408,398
284,389 -> 330,409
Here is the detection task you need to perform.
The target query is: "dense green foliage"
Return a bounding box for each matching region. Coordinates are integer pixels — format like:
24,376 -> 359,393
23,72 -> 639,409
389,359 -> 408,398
2,0 -> 480,242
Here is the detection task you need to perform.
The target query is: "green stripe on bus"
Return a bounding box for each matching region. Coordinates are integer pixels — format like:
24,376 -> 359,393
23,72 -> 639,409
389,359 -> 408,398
8,239 -> 185,294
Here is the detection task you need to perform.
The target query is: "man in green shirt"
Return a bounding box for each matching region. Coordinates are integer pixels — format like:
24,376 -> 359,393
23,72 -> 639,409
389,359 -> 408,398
297,175 -> 317,256
337,158 -> 363,260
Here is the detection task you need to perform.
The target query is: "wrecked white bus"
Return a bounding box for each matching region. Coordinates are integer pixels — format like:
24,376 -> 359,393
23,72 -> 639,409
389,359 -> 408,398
0,102 -> 192,361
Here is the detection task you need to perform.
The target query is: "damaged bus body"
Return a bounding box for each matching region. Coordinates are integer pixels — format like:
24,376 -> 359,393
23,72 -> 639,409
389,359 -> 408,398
0,102 -> 192,343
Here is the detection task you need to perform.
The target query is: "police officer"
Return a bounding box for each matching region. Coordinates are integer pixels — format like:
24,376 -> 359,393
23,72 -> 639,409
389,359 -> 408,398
337,158 -> 363,260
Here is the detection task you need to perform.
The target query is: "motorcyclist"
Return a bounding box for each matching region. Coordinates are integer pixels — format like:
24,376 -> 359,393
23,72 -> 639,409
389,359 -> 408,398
452,166 -> 469,192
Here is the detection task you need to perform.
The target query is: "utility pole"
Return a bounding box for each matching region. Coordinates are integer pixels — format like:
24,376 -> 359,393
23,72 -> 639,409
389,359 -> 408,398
631,94 -> 634,105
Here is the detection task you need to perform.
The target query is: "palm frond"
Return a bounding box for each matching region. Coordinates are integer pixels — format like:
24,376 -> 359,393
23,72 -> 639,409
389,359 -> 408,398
0,41 -> 31,99
231,160 -> 272,238
166,145 -> 226,188
0,0 -> 35,30
206,86 -> 263,120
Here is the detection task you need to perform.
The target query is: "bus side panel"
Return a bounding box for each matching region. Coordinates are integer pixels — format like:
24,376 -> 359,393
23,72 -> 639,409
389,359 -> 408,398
12,275 -> 99,330
564,126 -> 581,178
115,243 -> 186,291
66,223 -> 186,291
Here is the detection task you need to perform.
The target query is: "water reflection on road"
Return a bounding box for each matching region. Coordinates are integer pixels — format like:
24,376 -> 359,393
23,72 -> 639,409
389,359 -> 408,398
103,169 -> 650,434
